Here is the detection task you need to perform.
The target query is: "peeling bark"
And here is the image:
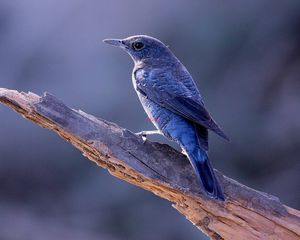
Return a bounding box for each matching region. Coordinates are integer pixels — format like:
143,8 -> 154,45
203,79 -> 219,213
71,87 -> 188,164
0,88 -> 299,240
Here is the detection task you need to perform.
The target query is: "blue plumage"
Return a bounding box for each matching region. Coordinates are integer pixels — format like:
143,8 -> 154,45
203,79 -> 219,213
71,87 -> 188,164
104,35 -> 228,200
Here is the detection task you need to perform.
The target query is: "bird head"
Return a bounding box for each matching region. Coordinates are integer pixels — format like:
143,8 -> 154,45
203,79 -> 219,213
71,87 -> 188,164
103,35 -> 174,64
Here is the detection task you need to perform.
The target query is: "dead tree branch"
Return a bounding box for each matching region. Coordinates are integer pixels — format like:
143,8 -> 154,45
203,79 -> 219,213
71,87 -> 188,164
0,88 -> 299,240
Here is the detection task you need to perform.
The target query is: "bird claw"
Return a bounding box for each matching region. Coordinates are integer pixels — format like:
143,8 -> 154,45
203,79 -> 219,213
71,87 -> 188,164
135,131 -> 147,144
135,131 -> 147,137
135,130 -> 161,144
181,149 -> 188,156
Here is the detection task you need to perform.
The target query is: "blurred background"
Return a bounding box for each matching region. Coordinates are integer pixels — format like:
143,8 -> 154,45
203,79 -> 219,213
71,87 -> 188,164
0,0 -> 299,239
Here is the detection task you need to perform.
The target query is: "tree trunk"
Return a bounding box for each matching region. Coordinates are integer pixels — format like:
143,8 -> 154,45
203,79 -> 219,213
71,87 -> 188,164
0,88 -> 299,240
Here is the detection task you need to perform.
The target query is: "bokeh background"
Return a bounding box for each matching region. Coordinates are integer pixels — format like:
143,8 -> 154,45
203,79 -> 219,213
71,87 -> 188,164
0,1 -> 299,239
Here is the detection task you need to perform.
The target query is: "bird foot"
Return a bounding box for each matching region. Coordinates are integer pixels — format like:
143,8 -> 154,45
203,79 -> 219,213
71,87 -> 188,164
135,131 -> 148,138
135,130 -> 161,143
135,130 -> 161,137
135,131 -> 147,143
181,148 -> 188,156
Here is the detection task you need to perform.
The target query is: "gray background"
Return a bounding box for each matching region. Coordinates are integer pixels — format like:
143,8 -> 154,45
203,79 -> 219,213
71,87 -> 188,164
0,1 -> 299,239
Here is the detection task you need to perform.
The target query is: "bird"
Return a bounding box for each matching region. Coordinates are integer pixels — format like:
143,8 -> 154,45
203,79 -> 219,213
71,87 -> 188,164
103,35 -> 229,201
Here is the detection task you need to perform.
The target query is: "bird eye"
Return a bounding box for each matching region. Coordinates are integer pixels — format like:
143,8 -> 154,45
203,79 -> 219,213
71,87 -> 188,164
132,42 -> 144,50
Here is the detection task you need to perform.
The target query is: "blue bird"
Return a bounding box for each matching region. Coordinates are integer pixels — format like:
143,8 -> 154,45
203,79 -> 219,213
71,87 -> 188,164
104,35 -> 229,200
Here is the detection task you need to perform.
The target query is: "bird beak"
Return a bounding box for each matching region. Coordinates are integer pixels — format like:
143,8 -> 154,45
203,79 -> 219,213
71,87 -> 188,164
103,38 -> 124,47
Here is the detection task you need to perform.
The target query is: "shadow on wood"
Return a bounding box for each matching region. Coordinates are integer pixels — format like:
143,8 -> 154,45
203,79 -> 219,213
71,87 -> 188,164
0,88 -> 299,240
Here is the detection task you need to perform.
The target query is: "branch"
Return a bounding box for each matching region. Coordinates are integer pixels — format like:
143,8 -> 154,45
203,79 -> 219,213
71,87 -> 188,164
0,88 -> 299,240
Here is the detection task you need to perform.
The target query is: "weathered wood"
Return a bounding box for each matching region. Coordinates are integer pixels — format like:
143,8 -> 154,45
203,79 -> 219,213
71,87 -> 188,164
0,87 -> 299,240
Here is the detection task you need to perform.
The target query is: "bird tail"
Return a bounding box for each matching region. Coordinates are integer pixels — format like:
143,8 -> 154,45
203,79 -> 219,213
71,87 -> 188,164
186,148 -> 225,201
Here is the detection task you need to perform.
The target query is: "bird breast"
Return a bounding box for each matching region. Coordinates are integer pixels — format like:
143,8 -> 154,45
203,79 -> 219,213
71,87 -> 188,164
132,68 -> 148,86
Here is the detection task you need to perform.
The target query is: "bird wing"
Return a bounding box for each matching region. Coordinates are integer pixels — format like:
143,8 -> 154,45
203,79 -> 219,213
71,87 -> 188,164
135,68 -> 229,141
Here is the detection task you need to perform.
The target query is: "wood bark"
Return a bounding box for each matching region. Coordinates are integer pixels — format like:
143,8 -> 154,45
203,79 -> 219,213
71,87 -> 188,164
0,88 -> 299,240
